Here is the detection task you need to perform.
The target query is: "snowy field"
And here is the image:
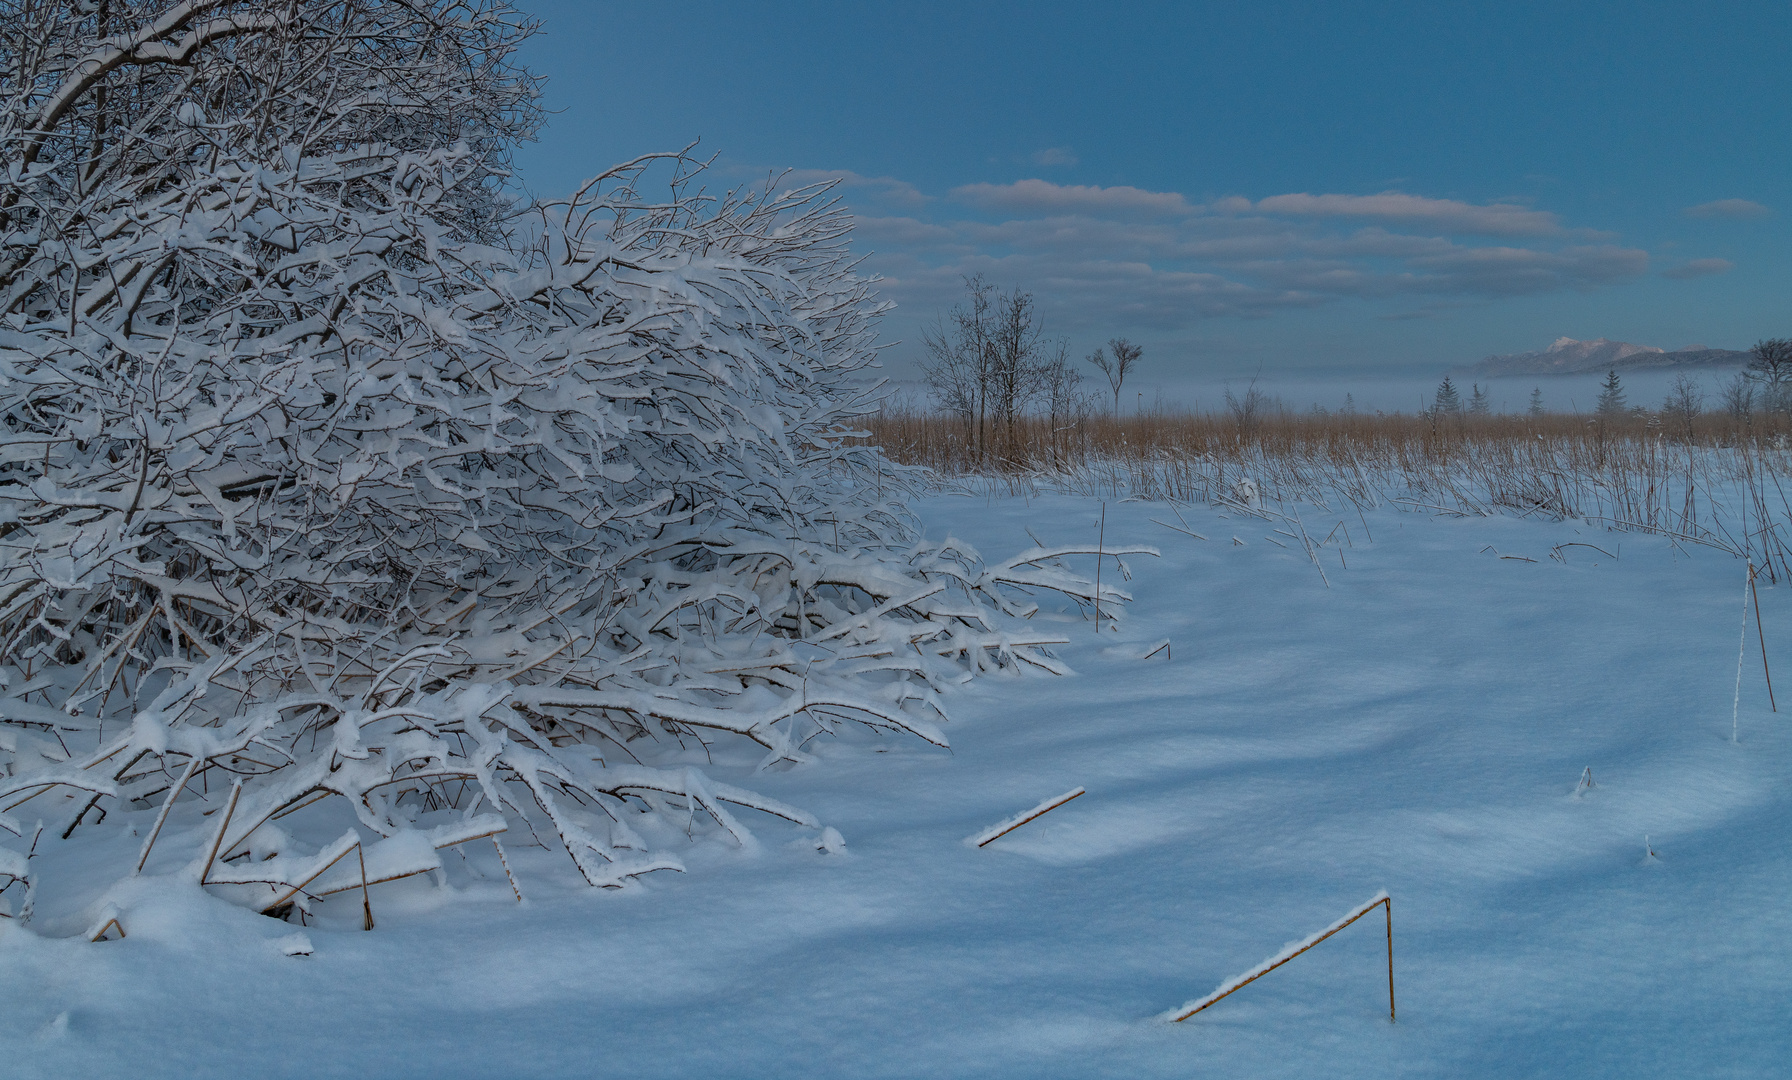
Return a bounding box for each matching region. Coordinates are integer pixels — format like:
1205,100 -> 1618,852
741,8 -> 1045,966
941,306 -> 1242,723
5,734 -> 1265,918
5,489 -> 1790,1078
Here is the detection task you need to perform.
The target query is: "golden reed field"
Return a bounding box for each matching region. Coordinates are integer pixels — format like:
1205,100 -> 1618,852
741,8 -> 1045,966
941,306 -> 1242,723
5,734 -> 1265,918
860,402 -> 1792,582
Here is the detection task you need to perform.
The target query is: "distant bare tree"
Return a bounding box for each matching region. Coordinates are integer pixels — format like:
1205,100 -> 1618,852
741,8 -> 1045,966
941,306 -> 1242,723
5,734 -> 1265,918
1748,338 -> 1792,414
987,288 -> 1046,439
1087,337 -> 1144,414
1662,374 -> 1705,441
1225,378 -> 1268,435
1036,339 -> 1087,465
919,276 -> 1053,459
919,275 -> 997,457
1722,372 -> 1757,422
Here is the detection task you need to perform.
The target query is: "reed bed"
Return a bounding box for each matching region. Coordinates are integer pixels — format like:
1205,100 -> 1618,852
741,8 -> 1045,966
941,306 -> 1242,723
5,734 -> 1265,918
862,404 -> 1792,582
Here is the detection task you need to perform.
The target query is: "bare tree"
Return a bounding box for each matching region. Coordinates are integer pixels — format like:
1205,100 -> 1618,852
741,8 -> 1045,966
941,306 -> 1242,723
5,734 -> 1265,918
1662,374 -> 1705,442
1722,371 -> 1757,423
1087,337 -> 1144,414
987,287 -> 1046,441
1225,378 -> 1268,436
1748,338 -> 1792,414
1037,339 -> 1088,466
919,275 -> 997,458
920,277 -> 1053,459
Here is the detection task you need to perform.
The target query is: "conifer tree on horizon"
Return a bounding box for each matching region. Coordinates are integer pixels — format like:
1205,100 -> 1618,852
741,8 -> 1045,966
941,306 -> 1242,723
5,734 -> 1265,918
1434,376 -> 1463,416
1596,369 -> 1628,418
1529,387 -> 1545,417
1468,383 -> 1492,416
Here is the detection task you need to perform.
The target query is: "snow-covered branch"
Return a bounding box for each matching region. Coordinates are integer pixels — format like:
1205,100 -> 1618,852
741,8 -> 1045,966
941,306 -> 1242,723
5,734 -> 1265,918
0,1 -> 1137,925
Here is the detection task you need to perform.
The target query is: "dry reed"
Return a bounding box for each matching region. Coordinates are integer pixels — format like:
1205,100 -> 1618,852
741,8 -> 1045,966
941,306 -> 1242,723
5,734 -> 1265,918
966,788 -> 1086,847
1168,891 -> 1395,1023
862,404 -> 1792,582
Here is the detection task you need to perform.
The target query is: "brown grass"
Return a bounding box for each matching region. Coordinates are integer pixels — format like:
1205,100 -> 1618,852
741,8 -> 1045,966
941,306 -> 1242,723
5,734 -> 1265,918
860,404 -> 1792,581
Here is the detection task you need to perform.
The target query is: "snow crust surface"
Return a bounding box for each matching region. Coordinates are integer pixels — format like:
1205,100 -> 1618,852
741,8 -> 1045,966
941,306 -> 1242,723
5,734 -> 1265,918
4,491 -> 1790,1078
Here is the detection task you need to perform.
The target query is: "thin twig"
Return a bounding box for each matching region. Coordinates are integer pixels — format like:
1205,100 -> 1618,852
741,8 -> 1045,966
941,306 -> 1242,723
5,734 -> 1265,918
1168,891 -> 1394,1023
358,840 -> 374,931
135,755 -> 202,874
199,779 -> 244,884
1735,564 -> 1751,743
89,915 -> 126,942
1750,562 -> 1775,711
491,836 -> 524,902
1094,502 -> 1106,632
969,788 -> 1085,847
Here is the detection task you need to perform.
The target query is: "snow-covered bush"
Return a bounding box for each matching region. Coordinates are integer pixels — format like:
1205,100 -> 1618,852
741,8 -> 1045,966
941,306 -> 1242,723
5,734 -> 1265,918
0,1 -> 1138,921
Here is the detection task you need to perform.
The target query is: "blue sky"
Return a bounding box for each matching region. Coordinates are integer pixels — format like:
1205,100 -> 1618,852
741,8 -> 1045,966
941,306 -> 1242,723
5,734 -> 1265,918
511,1 -> 1788,382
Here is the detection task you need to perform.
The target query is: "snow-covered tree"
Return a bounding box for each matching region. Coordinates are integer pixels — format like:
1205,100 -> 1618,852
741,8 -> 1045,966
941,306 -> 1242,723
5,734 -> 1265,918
0,1 -> 1141,923
1528,387 -> 1545,417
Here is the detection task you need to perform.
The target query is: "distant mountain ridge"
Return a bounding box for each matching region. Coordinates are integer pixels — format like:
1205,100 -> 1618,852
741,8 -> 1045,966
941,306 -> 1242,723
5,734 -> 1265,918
1455,337 -> 1751,377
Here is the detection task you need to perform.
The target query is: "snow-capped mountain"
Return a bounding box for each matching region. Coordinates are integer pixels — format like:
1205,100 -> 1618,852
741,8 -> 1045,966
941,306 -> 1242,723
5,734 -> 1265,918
1455,337 -> 1751,377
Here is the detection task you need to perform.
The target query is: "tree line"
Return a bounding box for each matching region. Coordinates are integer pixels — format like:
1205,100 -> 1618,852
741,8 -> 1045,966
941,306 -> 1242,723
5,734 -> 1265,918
1427,338 -> 1792,435
919,276 -> 1144,461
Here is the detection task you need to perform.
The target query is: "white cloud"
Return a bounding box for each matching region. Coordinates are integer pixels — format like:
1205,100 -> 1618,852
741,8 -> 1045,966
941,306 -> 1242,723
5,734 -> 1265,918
949,179 -> 1196,217
1683,199 -> 1771,220
1250,192 -> 1561,236
1405,244 -> 1647,295
958,216 -> 1188,259
851,216 -> 963,250
770,167 -> 1652,341
780,169 -> 925,208
1661,257 -> 1734,279
864,220 -> 1646,333
978,256 -> 1319,323
1031,146 -> 1079,167
1183,227 -> 1455,263
1378,302 -> 1475,322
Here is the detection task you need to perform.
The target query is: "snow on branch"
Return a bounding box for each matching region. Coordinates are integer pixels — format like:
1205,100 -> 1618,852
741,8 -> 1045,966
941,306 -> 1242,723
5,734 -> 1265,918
0,1 -> 1138,928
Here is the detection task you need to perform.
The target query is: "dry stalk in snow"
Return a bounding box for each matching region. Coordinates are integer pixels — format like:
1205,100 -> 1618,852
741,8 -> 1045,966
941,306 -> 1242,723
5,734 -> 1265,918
1164,891 -> 1395,1024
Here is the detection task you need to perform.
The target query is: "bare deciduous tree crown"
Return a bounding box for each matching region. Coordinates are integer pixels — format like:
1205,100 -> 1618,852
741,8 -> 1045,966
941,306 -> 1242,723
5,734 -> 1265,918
919,275 -> 1086,461
1749,338 -> 1792,414
1087,337 -> 1144,414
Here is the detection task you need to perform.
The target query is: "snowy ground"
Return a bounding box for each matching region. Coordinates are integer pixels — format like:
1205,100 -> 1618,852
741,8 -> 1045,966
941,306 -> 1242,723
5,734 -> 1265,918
5,490 -> 1790,1078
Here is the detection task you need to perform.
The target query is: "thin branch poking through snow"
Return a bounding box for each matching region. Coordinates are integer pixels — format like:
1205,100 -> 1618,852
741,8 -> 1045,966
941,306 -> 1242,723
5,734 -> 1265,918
966,787 -> 1085,847
1163,890 -> 1395,1024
